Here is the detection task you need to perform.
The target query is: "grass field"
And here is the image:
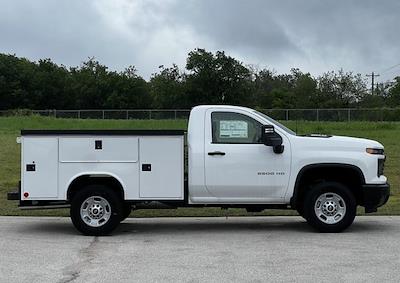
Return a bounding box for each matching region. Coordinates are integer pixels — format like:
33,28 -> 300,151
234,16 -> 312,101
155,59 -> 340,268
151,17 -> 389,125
0,116 -> 398,217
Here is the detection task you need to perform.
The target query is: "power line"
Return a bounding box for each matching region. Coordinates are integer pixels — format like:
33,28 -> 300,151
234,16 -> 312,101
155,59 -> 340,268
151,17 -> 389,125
366,72 -> 380,95
381,62 -> 400,74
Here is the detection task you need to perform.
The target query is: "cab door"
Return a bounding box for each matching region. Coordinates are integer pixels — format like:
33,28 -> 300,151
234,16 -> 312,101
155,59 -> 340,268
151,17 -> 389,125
204,109 -> 291,202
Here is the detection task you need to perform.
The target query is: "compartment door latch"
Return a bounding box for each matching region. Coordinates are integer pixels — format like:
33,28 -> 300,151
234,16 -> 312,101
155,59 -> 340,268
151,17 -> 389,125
95,140 -> 102,150
142,164 -> 151,171
26,164 -> 36,171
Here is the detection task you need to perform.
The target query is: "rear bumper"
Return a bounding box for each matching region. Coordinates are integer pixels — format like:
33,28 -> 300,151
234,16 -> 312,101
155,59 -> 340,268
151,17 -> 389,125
7,181 -> 20,201
362,183 -> 390,213
7,191 -> 19,200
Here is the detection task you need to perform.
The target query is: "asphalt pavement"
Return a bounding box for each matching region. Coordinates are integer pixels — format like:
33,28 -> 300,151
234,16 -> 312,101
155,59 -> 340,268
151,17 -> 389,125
0,216 -> 399,282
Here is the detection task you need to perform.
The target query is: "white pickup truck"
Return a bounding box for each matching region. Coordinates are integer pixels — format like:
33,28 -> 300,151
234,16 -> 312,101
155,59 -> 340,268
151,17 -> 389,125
8,105 -> 389,235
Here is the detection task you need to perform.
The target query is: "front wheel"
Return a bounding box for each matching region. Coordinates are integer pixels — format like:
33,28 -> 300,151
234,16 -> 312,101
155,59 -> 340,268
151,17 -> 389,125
303,182 -> 356,233
70,185 -> 122,236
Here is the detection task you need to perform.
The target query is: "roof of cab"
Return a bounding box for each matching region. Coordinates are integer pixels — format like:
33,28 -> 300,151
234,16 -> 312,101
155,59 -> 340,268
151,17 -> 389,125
192,105 -> 254,113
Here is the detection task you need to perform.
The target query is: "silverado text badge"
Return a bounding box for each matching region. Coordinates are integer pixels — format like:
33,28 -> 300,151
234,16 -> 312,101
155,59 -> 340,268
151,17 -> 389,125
257,171 -> 285,176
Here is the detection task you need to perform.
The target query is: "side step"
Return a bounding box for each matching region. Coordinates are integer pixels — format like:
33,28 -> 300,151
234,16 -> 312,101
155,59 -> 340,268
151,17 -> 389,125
19,205 -> 71,210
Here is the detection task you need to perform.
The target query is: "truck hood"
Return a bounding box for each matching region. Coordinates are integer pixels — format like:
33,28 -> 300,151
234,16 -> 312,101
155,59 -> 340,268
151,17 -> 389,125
296,134 -> 384,150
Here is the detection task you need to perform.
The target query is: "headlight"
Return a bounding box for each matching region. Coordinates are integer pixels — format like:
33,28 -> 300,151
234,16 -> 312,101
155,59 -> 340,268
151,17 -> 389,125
366,148 -> 384,155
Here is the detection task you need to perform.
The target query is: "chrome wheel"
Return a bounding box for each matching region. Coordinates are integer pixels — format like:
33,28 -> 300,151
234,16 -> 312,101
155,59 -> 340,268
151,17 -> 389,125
314,193 -> 346,224
80,196 -> 112,227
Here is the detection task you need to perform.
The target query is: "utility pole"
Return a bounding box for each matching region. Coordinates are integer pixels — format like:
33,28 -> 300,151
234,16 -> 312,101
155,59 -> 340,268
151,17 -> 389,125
366,72 -> 380,95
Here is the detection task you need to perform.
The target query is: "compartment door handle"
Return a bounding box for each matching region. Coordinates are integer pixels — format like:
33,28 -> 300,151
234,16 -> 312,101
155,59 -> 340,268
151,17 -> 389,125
208,151 -> 226,156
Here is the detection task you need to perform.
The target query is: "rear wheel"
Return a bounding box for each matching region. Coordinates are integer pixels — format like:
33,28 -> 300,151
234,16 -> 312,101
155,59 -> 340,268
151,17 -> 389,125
70,185 -> 122,236
303,182 -> 356,232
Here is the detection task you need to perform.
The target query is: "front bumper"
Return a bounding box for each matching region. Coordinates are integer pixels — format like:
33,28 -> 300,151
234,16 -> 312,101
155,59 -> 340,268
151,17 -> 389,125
362,183 -> 390,213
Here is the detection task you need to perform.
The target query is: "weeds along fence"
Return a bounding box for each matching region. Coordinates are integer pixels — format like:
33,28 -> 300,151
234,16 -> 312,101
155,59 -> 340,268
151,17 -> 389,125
1,108 -> 400,122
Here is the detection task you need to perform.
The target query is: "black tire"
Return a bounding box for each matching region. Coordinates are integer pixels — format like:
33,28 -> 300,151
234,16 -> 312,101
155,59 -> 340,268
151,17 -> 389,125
121,204 -> 132,221
70,185 -> 122,236
303,182 -> 356,233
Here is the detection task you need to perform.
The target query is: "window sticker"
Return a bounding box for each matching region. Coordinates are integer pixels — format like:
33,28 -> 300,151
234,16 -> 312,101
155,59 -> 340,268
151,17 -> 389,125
219,120 -> 248,138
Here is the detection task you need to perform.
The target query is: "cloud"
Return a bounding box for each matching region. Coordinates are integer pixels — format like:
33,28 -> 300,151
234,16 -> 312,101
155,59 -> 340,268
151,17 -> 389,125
170,0 -> 302,61
0,0 -> 399,81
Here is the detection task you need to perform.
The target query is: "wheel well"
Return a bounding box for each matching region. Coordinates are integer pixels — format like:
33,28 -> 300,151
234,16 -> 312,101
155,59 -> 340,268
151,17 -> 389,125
67,175 -> 125,201
292,164 -> 365,210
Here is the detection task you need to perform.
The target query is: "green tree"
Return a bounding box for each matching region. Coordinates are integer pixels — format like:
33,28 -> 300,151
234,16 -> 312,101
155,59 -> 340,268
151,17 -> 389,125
1,51 -> 398,111
149,64 -> 187,109
291,69 -> 319,109
106,66 -> 152,109
317,70 -> 368,107
185,49 -> 253,106
31,59 -> 70,109
69,59 -> 112,109
69,60 -> 151,109
252,69 -> 275,109
252,68 -> 318,109
387,77 -> 400,106
0,54 -> 37,109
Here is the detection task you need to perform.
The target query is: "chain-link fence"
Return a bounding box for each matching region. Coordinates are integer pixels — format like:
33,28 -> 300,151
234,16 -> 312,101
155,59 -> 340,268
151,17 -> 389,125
1,108 -> 400,121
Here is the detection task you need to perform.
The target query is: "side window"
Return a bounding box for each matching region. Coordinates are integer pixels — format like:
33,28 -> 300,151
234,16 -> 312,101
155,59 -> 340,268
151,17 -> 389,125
211,112 -> 262,144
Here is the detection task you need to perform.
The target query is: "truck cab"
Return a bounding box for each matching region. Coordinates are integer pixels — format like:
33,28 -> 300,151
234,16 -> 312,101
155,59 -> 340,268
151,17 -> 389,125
8,105 -> 390,235
188,105 -> 292,204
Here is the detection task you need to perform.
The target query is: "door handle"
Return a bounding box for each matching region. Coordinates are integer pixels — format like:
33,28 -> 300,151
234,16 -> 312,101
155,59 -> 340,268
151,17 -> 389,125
208,151 -> 226,156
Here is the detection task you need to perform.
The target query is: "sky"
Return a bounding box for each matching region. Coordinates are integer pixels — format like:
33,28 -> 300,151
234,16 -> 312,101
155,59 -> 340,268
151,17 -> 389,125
0,0 -> 399,82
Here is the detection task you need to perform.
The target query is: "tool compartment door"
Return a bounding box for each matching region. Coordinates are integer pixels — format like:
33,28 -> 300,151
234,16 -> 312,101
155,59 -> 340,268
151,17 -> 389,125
22,137 -> 58,199
139,136 -> 184,199
59,137 -> 138,162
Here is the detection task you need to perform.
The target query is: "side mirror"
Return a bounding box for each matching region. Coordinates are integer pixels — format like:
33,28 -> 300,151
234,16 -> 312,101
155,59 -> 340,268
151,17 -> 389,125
261,125 -> 283,147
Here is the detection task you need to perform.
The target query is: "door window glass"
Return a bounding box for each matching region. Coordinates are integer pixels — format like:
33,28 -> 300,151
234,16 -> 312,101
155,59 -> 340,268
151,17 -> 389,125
211,112 -> 262,144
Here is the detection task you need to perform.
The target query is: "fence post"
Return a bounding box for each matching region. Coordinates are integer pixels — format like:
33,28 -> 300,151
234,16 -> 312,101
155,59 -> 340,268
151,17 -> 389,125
78,110 -> 81,119
348,109 -> 351,122
54,109 -> 57,118
126,110 -> 129,120
286,110 -> 289,121
102,110 -> 105,120
149,110 -> 152,120
174,110 -> 177,120
316,109 -> 319,122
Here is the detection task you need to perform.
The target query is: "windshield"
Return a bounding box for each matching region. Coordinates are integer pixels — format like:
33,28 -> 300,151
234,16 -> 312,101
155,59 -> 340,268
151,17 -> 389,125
253,110 -> 296,135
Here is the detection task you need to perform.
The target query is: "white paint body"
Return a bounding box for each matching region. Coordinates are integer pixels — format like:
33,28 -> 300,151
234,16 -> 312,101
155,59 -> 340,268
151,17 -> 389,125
20,105 -> 387,204
21,135 -> 184,201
